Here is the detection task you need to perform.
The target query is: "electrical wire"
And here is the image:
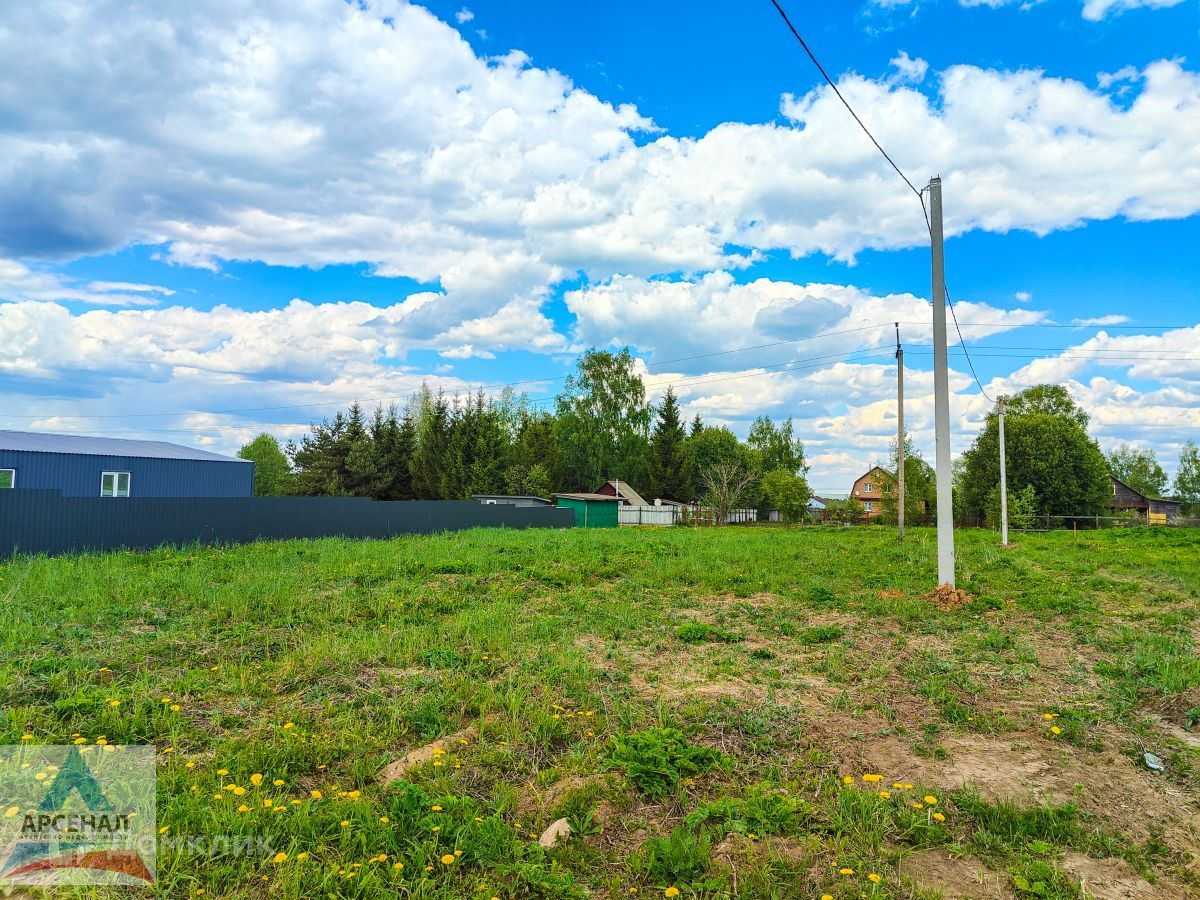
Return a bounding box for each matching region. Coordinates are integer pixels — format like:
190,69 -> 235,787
767,0 -> 923,202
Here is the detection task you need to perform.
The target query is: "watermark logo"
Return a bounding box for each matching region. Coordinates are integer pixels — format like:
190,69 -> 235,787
1,744 -> 156,886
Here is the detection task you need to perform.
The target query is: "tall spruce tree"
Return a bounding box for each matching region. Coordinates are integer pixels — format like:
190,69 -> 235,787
410,385 -> 450,499
648,387 -> 692,501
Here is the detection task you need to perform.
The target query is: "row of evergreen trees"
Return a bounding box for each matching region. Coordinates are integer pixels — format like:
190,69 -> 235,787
237,349 -> 812,506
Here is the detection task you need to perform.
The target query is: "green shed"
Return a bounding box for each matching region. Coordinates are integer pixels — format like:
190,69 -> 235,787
554,492 -> 621,528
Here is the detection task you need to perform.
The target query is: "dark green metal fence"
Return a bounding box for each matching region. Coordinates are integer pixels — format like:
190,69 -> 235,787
0,491 -> 573,557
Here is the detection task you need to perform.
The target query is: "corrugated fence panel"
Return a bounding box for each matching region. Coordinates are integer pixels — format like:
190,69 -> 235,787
0,492 -> 573,557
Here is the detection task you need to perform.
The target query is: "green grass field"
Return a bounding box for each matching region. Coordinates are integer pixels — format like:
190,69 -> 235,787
3,525 -> 1199,899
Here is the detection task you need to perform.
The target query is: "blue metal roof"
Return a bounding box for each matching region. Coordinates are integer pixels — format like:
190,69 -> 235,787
0,430 -> 249,463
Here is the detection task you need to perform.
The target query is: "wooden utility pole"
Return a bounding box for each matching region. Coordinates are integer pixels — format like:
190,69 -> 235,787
929,177 -> 955,588
896,322 -> 905,540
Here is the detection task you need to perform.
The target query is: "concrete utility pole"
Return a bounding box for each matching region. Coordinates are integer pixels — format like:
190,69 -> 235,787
998,395 -> 1008,547
896,322 -> 905,540
929,177 -> 955,587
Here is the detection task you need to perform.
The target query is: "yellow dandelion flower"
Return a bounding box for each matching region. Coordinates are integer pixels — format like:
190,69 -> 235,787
441,854 -> 455,865
432,826 -> 441,833
821,895 -> 833,900
232,786 -> 246,796
913,802 -> 924,810
296,852 -> 308,861
290,799 -> 300,805
933,812 -> 946,822
862,774 -> 883,782
273,779 -> 285,786
170,704 -> 181,712
1050,726 -> 1062,735
340,820 -> 350,827
474,816 -> 484,822
34,772 -> 47,781
159,826 -> 170,834
923,796 -> 937,805
162,698 -> 171,704
868,872 -> 882,883
839,867 -> 855,875
237,804 -> 250,812
250,773 -> 263,786
842,775 -> 854,785
310,790 -> 322,799
217,769 -> 229,776
5,807 -> 20,818
904,783 -> 913,789
878,791 -> 891,799
283,722 -> 294,730
185,761 -> 195,769
273,852 -> 287,864
347,790 -> 361,799
380,816 -> 389,823
163,747 -> 174,754
262,799 -> 272,808
664,889 -> 680,898
21,734 -> 33,741
73,737 -> 87,745
108,700 -> 120,708
393,862 -> 404,870
432,805 -> 443,811
210,665 -> 219,671
454,850 -> 462,857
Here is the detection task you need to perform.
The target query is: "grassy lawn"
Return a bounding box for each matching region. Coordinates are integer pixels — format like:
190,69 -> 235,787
3,525 -> 1199,899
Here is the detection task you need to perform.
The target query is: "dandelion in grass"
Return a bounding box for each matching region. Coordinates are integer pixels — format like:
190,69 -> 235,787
238,805 -> 250,813
170,705 -> 181,712
250,773 -> 264,786
842,776 -> 854,785
108,700 -> 120,708
185,761 -> 195,769
862,774 -> 883,783
664,889 -> 680,898
232,786 -> 246,796
283,722 -> 294,730
340,820 -> 350,827
868,873 -> 882,883
20,734 -> 32,741
432,805 -> 443,811
1050,726 -> 1062,735
839,867 -> 855,875
217,769 -> 229,776
380,816 -> 389,823
933,812 -> 946,822
273,852 -> 287,864
73,738 -> 87,745
296,852 -> 308,861
878,791 -> 891,799
393,862 -> 403,870
310,790 -> 322,799
159,826 -> 170,834
923,796 -> 937,805
347,790 -> 361,798
4,807 -> 19,818
273,779 -> 285,786
821,895 -> 833,900
441,854 -> 456,865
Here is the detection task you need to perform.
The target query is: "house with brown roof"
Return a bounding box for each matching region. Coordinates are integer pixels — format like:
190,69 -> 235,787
849,466 -> 893,519
1109,475 -> 1182,522
594,479 -> 649,507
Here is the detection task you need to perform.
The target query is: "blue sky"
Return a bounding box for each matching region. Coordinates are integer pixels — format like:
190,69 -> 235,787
1,0 -> 1197,489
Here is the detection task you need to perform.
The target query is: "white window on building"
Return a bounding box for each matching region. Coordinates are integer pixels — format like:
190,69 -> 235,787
863,501 -> 873,511
0,468 -> 14,489
100,472 -> 131,498
864,482 -> 873,493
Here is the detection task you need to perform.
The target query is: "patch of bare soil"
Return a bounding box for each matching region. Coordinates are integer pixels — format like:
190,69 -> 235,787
859,729 -> 1200,877
378,719 -> 491,786
899,849 -> 1011,899
926,584 -> 975,610
516,772 -> 611,820
1060,851 -> 1188,900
